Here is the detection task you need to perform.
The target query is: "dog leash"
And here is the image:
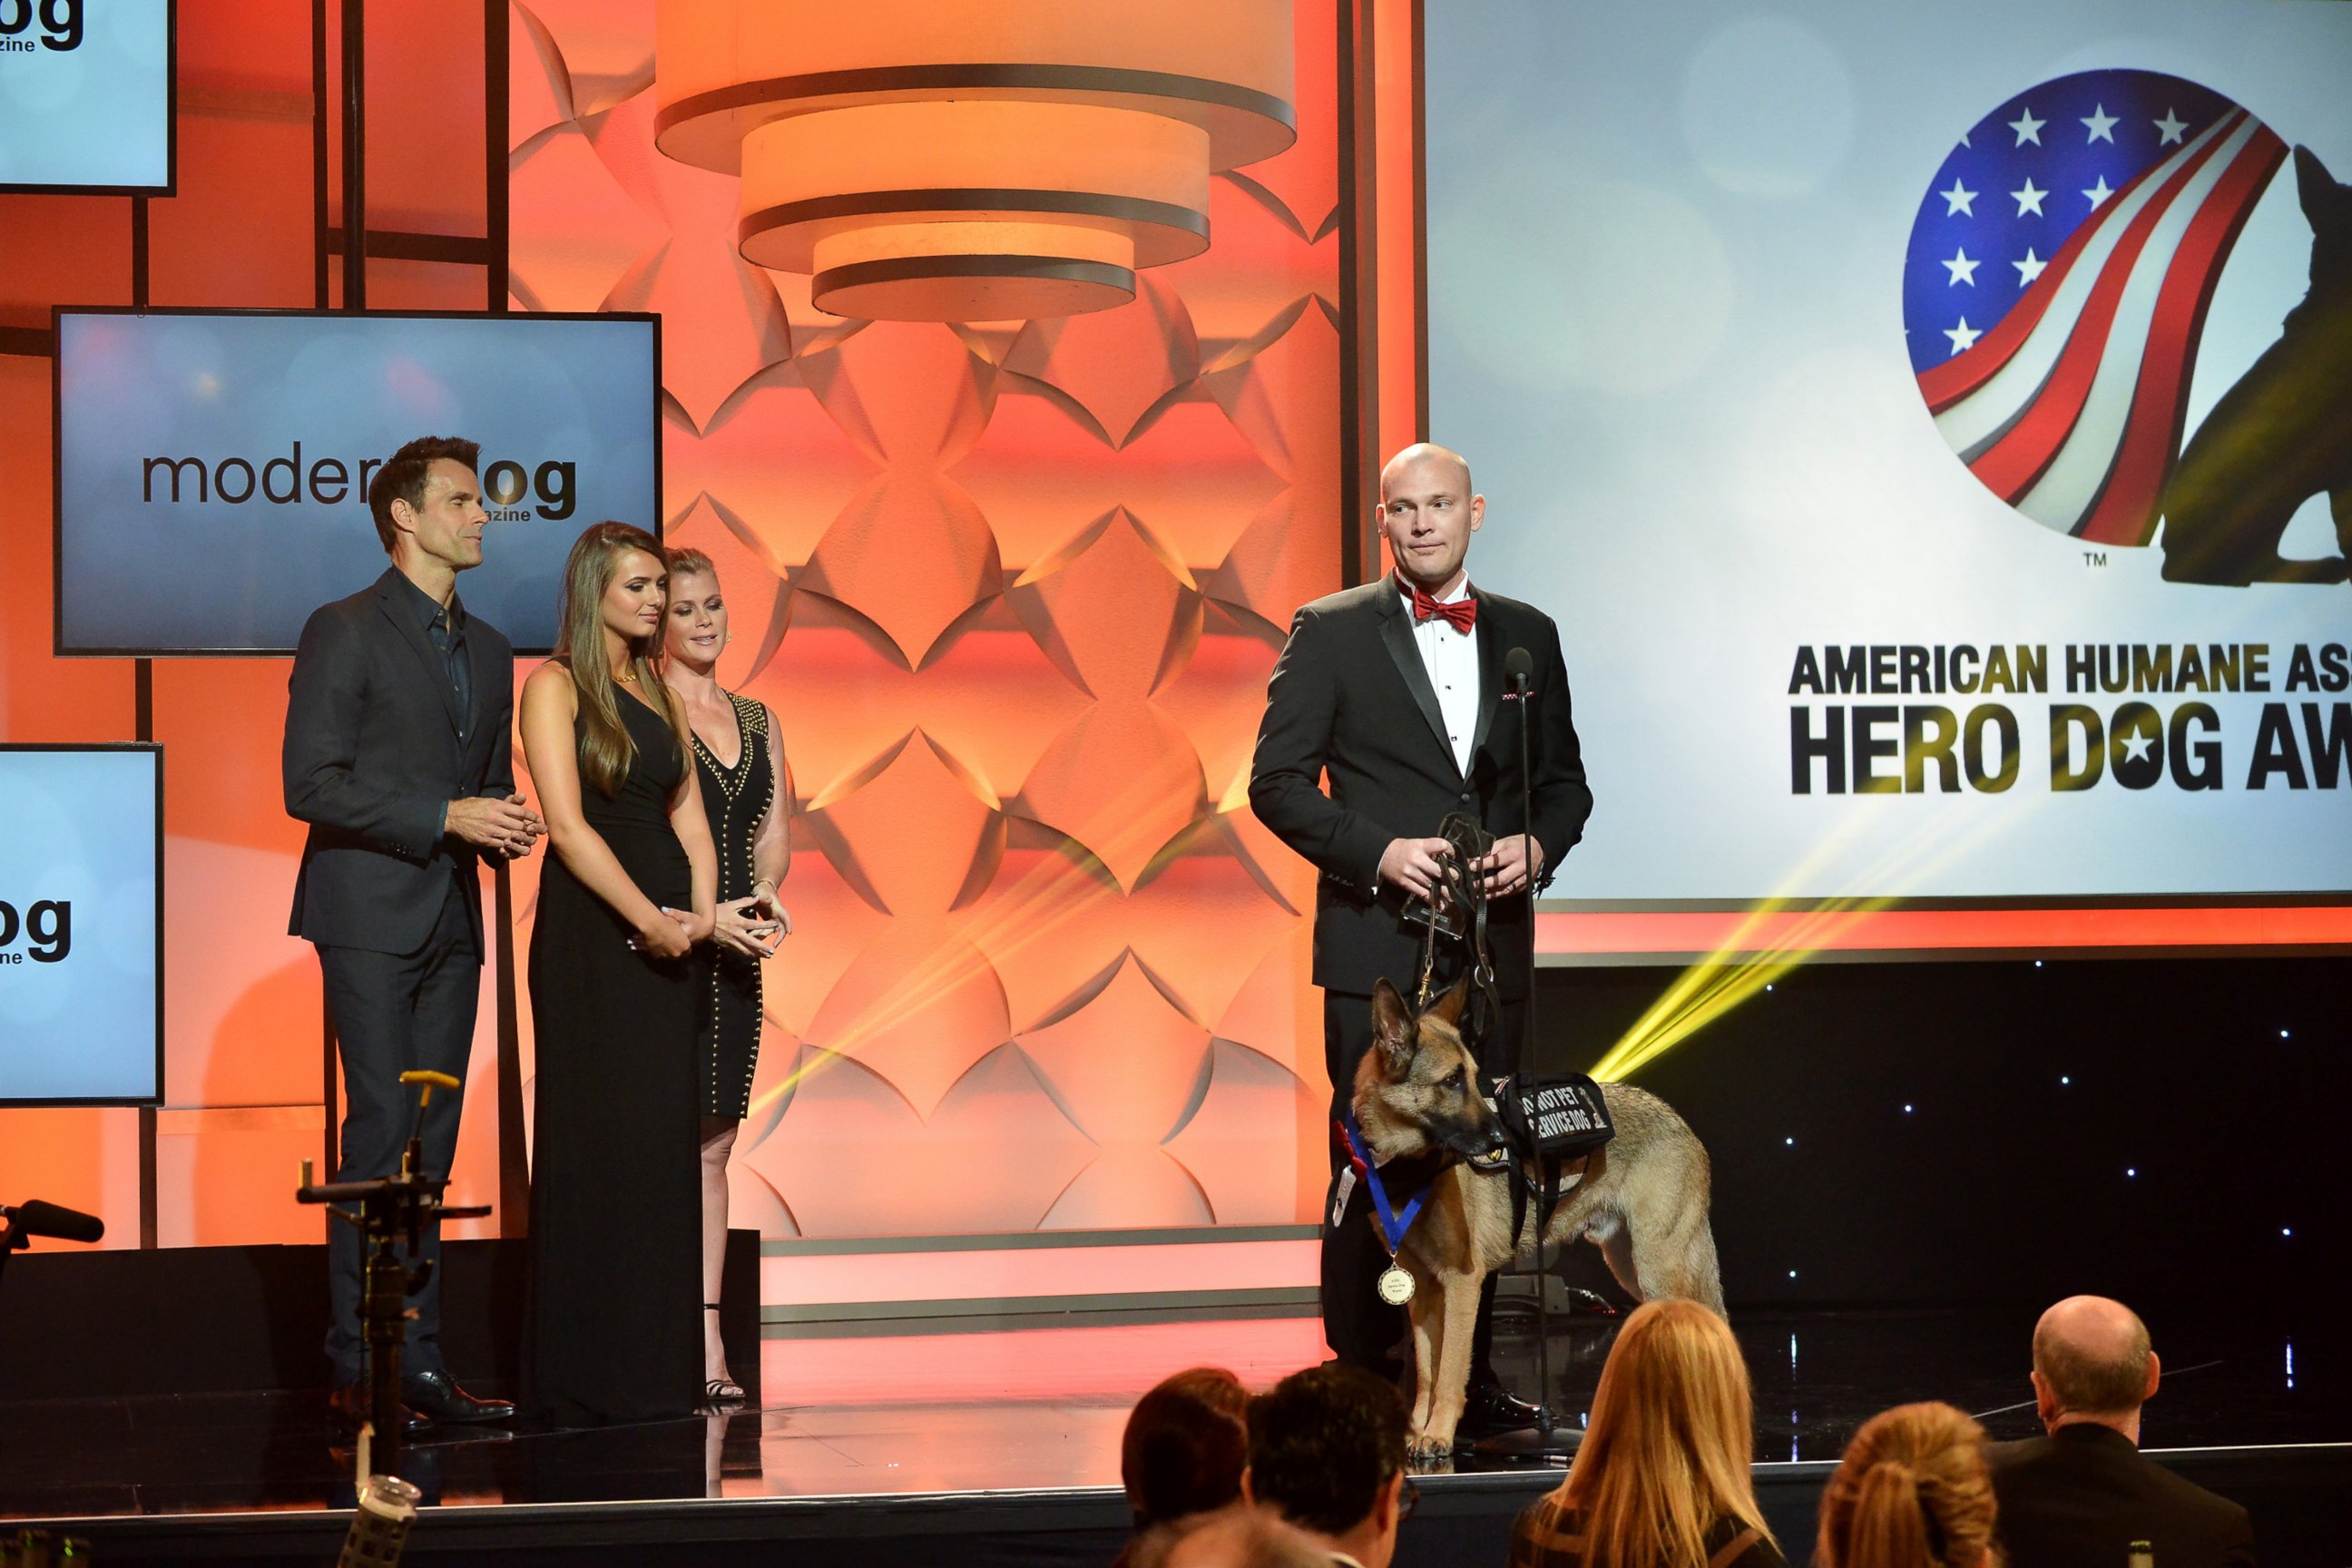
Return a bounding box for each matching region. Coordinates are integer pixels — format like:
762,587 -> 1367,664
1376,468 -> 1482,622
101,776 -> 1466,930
1338,1112 -> 1429,1306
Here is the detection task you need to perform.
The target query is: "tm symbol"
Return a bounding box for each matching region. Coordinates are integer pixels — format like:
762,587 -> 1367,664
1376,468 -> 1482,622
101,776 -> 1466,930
2082,550 -> 2108,568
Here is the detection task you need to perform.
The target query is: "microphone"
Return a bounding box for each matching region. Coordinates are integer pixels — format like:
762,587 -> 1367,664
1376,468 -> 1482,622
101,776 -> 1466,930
2,1200 -> 106,1244
1503,645 -> 1533,698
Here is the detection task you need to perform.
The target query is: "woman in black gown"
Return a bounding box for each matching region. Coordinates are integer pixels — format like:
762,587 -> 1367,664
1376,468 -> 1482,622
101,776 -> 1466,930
520,522 -> 718,1424
660,546 -> 790,1406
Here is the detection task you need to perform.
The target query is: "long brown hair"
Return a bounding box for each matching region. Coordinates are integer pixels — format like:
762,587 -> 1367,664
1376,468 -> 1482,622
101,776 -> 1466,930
1817,1403 -> 1997,1568
1550,1298 -> 1776,1568
556,522 -> 688,797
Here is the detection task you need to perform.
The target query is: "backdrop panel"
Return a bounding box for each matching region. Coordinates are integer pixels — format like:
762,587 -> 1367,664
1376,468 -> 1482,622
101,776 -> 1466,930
505,0 -> 1344,1244
1426,0 -> 2352,910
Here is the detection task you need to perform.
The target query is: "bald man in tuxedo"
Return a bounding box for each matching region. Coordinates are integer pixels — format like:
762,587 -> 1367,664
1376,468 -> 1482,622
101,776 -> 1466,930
1249,444 -> 1592,1439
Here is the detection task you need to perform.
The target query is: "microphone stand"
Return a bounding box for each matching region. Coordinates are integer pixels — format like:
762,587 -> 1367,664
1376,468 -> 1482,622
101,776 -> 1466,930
1472,660 -> 1579,1462
297,1071 -> 489,1481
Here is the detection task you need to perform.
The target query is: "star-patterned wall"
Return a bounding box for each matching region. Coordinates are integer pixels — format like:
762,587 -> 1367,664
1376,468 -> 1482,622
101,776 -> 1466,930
503,0 -> 1346,1240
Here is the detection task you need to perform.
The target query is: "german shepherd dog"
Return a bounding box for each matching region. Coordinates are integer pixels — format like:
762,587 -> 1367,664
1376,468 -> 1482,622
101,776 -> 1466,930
2160,146 -> 2352,585
1351,979 -> 1723,1460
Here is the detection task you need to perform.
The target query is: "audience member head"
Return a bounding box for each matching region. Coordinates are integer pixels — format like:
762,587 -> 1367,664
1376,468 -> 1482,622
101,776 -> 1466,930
1817,1402 -> 1996,1568
1552,1298 -> 1775,1568
2030,1296 -> 2158,1440
1244,1363 -> 1409,1568
1121,1367 -> 1251,1533
1148,1505 -> 1334,1568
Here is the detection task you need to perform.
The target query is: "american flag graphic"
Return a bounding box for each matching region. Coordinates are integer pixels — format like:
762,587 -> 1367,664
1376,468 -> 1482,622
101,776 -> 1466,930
1904,70 -> 2286,545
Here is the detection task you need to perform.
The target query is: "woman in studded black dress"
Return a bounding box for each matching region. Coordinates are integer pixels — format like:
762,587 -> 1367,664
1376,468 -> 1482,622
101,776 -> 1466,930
661,546 -> 790,1406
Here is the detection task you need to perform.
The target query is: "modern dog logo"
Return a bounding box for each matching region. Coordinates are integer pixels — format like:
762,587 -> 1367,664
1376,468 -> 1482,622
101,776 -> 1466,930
1903,69 -> 2352,584
139,446 -> 579,522
0,897 -> 72,964
0,0 -> 82,53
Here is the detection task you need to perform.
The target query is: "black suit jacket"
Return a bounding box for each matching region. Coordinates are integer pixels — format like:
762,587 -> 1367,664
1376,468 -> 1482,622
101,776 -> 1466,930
1989,1426 -> 2255,1568
284,568 -> 515,957
1249,578 -> 1592,998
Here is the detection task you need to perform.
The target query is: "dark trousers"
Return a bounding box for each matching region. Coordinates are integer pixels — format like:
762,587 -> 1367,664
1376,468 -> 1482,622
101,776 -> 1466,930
315,879 -> 478,1384
1321,987 -> 1524,1392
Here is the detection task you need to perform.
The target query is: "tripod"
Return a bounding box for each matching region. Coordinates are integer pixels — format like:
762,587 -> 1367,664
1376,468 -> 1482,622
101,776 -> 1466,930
296,1070 -> 489,1479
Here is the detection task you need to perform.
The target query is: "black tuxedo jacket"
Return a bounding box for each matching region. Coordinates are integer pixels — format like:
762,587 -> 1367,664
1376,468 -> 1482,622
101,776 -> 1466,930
1989,1426 -> 2254,1568
1249,578 -> 1592,998
283,568 -> 515,957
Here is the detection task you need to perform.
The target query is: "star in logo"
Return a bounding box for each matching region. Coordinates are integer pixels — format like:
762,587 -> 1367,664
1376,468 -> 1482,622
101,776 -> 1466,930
1944,318 -> 1982,356
2119,721 -> 2158,764
2154,108 -> 2189,146
1943,248 -> 1980,286
1940,178 -> 1978,218
2082,175 -> 2114,209
2011,178 -> 2048,219
2008,107 -> 2045,146
2014,247 -> 2048,287
2082,103 -> 2119,143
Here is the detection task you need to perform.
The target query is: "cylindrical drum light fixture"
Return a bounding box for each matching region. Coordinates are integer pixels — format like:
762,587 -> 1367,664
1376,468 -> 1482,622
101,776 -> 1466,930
653,2 -> 1296,321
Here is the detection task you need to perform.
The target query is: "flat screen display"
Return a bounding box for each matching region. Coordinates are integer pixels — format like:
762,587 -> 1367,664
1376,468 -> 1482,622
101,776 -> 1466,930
54,309 -> 662,655
0,0 -> 173,195
0,744 -> 162,1106
1425,0 -> 2352,907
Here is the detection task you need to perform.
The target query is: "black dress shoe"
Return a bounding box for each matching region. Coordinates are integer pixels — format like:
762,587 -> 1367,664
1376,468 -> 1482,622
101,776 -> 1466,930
329,1379 -> 429,1436
400,1369 -> 515,1424
1455,1380 -> 1545,1438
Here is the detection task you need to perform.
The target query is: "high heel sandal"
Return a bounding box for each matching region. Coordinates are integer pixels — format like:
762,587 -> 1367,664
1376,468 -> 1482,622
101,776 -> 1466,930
703,1303 -> 747,1407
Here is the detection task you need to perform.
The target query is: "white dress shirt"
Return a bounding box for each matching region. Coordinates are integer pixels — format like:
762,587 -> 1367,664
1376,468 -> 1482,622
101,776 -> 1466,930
1402,575 -> 1480,776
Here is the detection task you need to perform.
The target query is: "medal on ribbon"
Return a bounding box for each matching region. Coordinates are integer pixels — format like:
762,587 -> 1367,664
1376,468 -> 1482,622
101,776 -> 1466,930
1342,1112 -> 1427,1308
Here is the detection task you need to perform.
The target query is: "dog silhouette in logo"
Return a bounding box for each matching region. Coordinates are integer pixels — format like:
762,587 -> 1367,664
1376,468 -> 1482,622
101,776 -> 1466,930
2160,146 -> 2352,586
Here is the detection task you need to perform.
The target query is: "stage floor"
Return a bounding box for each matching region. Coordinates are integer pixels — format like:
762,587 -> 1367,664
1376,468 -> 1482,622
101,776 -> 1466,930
3,1306 -> 2343,1561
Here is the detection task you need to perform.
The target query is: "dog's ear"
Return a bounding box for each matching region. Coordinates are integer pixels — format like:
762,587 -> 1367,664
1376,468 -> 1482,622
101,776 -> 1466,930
2296,144 -> 2348,231
1369,979 -> 1416,1075
1427,975 -> 1470,1029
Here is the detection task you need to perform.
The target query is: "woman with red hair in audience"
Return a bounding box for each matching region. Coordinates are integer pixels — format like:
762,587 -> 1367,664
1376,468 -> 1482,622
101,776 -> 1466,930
1115,1367 -> 1252,1566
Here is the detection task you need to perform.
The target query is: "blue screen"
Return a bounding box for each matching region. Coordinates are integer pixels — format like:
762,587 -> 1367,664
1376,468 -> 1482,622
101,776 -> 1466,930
0,0 -> 171,192
56,311 -> 661,654
0,747 -> 161,1104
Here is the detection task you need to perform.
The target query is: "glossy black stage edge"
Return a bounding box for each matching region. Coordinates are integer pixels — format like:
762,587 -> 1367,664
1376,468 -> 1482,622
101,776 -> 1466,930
5,1308 -> 2344,1568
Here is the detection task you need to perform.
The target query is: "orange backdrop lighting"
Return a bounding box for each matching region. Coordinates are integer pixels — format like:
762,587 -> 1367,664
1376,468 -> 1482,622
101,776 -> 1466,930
511,0 -> 1344,1245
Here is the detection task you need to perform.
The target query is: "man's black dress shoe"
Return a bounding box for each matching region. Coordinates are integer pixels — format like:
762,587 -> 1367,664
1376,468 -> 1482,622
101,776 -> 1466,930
1455,1380 -> 1545,1437
328,1380 -> 429,1436
400,1369 -> 515,1424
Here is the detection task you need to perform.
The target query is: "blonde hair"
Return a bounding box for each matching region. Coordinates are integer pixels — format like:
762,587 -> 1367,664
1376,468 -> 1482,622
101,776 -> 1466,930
556,522 -> 688,797
1550,1298 -> 1775,1568
662,544 -> 715,582
1818,1403 -> 1997,1568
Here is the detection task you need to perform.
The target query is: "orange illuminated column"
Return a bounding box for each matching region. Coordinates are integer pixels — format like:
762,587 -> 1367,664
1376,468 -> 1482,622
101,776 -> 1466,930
652,1 -> 1298,319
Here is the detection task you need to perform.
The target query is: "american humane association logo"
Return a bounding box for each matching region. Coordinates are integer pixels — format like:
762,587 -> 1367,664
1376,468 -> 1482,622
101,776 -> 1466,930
1901,68 -> 2352,587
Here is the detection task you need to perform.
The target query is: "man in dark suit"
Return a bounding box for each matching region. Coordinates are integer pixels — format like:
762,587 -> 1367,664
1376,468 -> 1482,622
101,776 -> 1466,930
1249,444 -> 1592,1435
1989,1296 -> 2255,1568
284,435 -> 543,1430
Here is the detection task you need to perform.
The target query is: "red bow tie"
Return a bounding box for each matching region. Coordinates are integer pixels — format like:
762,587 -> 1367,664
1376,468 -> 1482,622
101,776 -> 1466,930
1405,580 -> 1476,633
